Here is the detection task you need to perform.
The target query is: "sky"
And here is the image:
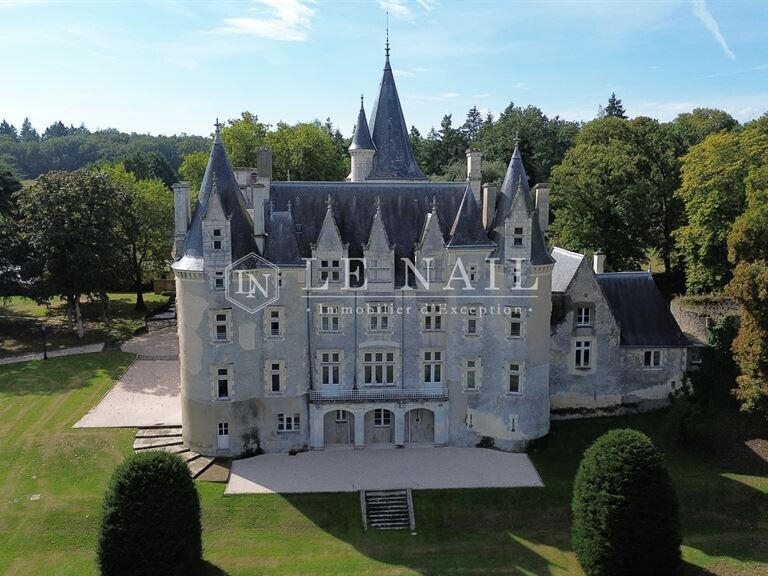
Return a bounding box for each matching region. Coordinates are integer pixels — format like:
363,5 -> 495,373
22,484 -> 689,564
1,0 -> 766,138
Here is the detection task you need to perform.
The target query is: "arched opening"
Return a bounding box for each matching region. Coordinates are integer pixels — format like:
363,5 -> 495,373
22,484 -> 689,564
404,408 -> 435,444
364,408 -> 394,445
323,410 -> 355,446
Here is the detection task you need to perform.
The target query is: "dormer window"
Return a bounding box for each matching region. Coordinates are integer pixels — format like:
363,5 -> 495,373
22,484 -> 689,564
513,227 -> 524,246
576,306 -> 591,326
320,259 -> 341,283
213,228 -> 222,250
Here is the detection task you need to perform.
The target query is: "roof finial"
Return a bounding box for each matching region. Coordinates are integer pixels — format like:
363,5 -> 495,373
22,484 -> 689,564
431,196 -> 438,213
385,12 -> 390,59
514,130 -> 520,148
211,172 -> 218,193
214,118 -> 223,142
360,93 -> 365,109
326,194 -> 333,210
375,195 -> 382,214
287,199 -> 293,214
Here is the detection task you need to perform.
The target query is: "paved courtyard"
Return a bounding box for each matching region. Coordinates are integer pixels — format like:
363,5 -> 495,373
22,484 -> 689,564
225,446 -> 543,494
74,327 -> 181,428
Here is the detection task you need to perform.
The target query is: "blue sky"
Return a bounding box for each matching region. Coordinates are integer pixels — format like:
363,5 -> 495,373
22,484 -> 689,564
1,0 -> 766,138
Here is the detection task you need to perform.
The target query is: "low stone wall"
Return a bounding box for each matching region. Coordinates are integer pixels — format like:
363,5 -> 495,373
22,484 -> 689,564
670,298 -> 740,344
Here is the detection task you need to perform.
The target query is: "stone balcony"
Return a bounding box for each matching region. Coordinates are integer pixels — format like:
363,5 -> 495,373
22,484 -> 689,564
308,386 -> 449,403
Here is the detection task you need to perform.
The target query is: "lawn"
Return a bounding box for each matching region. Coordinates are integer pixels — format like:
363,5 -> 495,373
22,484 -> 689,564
0,292 -> 169,358
0,352 -> 766,576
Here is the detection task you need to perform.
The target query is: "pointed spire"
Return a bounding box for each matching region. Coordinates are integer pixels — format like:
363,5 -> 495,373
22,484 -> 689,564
214,118 -> 223,143
449,181 -> 494,248
418,197 -> 445,250
315,194 -> 345,251
385,11 -> 390,64
492,133 -> 533,230
367,31 -> 426,180
365,196 -> 392,251
349,94 -> 374,151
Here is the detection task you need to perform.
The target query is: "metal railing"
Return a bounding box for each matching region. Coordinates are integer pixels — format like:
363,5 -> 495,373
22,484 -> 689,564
309,386 -> 448,403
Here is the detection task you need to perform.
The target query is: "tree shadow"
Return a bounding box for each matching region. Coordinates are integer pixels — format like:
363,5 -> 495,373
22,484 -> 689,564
200,560 -> 230,575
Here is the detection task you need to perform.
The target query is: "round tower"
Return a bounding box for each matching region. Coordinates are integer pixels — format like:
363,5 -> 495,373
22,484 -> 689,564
347,95 -> 375,182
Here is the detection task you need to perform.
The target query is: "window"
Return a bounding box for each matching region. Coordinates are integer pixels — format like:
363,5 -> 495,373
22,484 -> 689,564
214,271 -> 225,290
644,349 -> 662,368
464,358 -> 480,391
575,340 -> 591,369
509,308 -> 523,338
366,256 -> 392,282
507,362 -> 522,394
335,410 -> 348,423
363,351 -> 396,385
213,228 -> 222,250
576,306 -> 591,326
215,367 -> 230,400
465,307 -> 480,335
513,226 -> 524,246
212,310 -> 230,342
690,348 -> 702,365
320,351 -> 341,385
319,304 -> 340,333
423,350 -> 443,384
265,307 -> 283,337
367,303 -> 391,332
277,271 -> 283,287
218,422 -> 228,435
319,259 -> 341,283
373,408 -> 392,427
420,257 -> 443,283
277,413 -> 300,432
268,361 -> 283,394
422,303 -> 443,331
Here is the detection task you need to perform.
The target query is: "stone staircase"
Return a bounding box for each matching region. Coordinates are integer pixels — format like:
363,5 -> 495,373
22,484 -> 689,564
132,426 -> 214,479
362,489 -> 415,531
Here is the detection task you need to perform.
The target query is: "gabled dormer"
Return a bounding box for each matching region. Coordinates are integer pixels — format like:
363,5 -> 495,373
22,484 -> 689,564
311,195 -> 348,286
448,181 -> 494,249
364,197 -> 395,286
414,198 -> 446,285
503,177 -> 533,261
202,175 -> 233,269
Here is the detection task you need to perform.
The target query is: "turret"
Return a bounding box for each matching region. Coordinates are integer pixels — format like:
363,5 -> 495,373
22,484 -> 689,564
347,95 -> 375,182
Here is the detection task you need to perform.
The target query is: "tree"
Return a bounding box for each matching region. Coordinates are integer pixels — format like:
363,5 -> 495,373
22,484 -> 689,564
221,111 -> 269,167
98,451 -> 202,576
123,151 -> 177,188
15,169 -> 124,336
265,121 -> 347,181
104,164 -> 173,310
42,120 -> 71,139
572,429 -> 681,576
461,106 -> 484,144
20,117 -> 39,142
672,108 -> 738,149
0,119 -> 18,142
179,151 -> 208,202
550,117 -> 652,270
0,162 -> 23,296
675,131 -> 748,293
598,92 -> 627,119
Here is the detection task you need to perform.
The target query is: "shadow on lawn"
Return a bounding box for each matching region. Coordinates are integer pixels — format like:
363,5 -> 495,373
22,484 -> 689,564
201,560 -> 230,575
0,353 -> 126,396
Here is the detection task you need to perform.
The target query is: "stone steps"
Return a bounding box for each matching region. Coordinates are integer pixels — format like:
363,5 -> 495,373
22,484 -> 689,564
363,489 -> 414,530
133,427 -> 214,479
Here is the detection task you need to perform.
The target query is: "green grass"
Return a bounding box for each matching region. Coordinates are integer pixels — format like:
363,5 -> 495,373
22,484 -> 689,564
0,292 -> 168,357
1,352 -> 766,575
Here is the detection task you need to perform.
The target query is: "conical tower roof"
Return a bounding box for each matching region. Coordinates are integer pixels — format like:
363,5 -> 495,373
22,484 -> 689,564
350,95 -> 374,151
368,47 -> 426,180
448,181 -> 494,247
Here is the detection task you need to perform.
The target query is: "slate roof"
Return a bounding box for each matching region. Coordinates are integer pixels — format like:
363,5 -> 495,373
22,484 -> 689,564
175,128 -> 257,266
264,208 -> 303,266
551,247 -> 585,292
349,97 -> 374,151
596,272 -> 689,347
367,53 -> 426,180
492,141 -> 531,230
530,211 -> 555,266
448,182 -> 496,248
268,181 -> 467,284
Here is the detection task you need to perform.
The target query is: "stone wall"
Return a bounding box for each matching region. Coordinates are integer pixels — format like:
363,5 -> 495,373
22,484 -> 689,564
670,298 -> 740,344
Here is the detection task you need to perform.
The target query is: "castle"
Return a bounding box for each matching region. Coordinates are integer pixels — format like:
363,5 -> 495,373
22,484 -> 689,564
171,46 -> 691,457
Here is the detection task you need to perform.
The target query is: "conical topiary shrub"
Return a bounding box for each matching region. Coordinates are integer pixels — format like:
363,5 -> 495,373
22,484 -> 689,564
572,428 -> 681,576
98,450 -> 202,576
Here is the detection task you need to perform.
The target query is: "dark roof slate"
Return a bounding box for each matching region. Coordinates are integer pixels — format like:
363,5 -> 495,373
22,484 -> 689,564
368,55 -> 426,180
267,181 -> 466,284
349,98 -> 374,151
264,208 -> 303,266
178,130 -> 256,261
448,182 -> 495,248
530,210 -> 555,266
493,142 -> 532,229
596,272 -> 689,347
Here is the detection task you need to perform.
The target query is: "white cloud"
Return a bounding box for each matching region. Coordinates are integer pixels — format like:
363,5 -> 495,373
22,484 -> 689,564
471,93 -> 490,99
379,0 -> 413,21
393,66 -> 436,77
415,0 -> 439,13
214,0 -> 316,42
691,0 -> 735,60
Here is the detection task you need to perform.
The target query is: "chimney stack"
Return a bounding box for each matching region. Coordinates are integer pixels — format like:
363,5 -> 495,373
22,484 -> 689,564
249,175 -> 267,253
466,149 -> 482,206
172,181 -> 191,259
481,183 -> 497,230
532,183 -> 550,237
593,250 -> 606,274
